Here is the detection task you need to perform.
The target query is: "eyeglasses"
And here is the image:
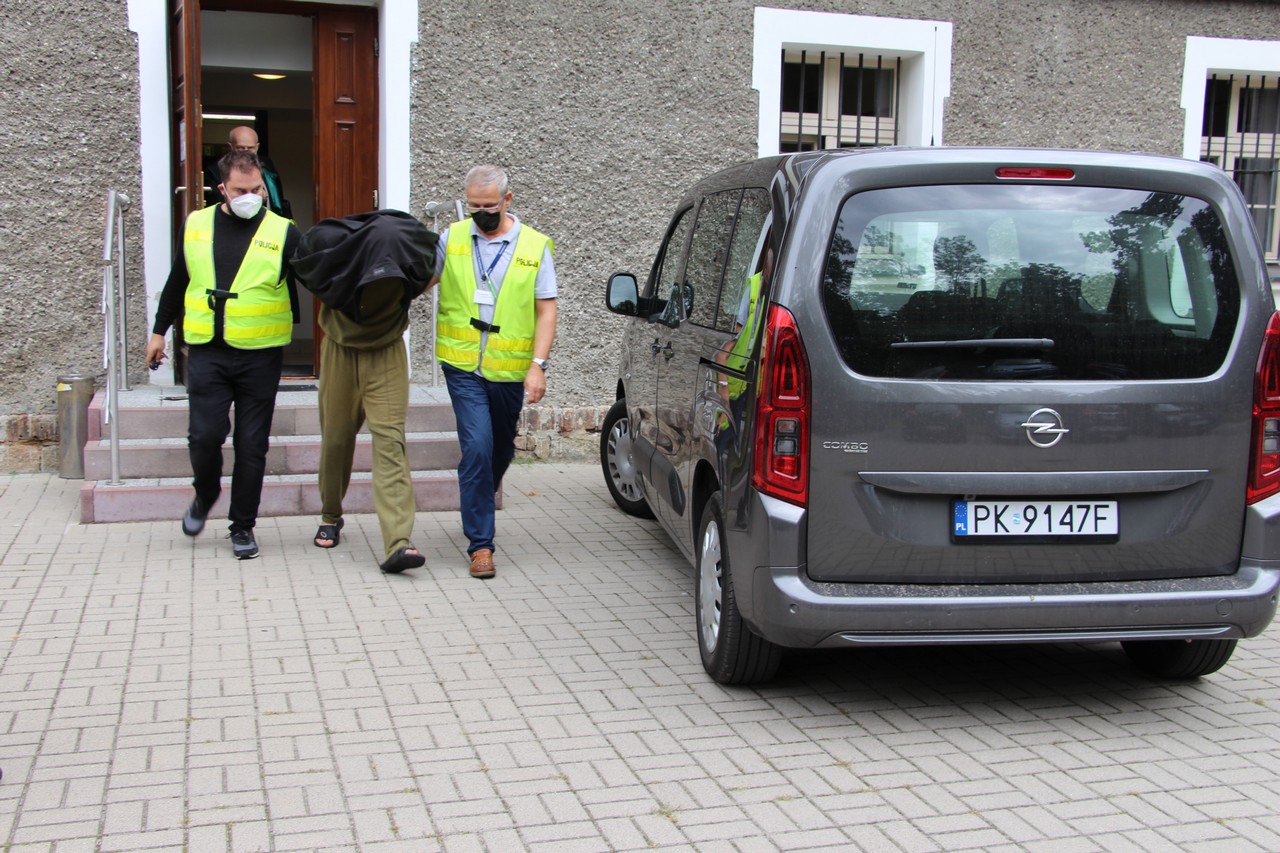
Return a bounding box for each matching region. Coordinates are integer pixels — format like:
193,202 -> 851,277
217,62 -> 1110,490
466,202 -> 503,214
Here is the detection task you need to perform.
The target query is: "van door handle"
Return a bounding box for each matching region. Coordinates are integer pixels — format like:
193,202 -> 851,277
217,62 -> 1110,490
661,342 -> 674,360
650,338 -> 662,356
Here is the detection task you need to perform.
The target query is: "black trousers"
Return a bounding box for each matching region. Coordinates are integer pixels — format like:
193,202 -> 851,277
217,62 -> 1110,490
186,345 -> 282,532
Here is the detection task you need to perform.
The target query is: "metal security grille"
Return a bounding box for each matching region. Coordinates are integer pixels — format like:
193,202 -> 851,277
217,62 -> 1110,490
1202,73 -> 1280,259
779,50 -> 901,152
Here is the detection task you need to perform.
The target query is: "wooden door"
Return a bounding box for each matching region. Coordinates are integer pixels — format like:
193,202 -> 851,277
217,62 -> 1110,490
314,8 -> 378,218
312,6 -> 379,368
169,0 -> 203,382
170,0 -> 204,230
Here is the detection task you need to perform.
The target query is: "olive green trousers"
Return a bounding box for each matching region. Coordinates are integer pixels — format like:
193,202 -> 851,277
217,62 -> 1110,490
318,335 -> 414,558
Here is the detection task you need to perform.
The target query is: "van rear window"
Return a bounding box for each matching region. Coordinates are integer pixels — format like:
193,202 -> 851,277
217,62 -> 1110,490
821,185 -> 1240,380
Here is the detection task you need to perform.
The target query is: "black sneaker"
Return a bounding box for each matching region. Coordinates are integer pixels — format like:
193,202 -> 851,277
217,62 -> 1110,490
182,499 -> 209,536
229,529 -> 259,560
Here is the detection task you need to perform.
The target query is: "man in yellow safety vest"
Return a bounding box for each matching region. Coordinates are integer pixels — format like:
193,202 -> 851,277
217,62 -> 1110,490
145,149 -> 300,559
430,164 -> 558,579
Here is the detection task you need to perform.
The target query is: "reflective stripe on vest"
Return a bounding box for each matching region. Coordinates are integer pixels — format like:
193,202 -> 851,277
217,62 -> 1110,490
183,207 -> 292,349
435,220 -> 551,381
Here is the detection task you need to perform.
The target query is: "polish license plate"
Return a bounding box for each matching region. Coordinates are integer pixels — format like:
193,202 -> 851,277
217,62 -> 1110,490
953,500 -> 1119,541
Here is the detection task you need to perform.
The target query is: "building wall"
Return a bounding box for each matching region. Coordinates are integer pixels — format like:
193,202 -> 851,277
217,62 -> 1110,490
2,0 -> 1278,470
406,0 -> 1280,412
0,1 -> 145,470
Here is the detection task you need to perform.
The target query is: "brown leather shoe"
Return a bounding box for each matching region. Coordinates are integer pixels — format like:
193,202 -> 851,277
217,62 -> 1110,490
469,548 -> 495,579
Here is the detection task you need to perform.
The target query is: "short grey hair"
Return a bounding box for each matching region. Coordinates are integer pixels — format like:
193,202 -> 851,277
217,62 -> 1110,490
465,164 -> 509,197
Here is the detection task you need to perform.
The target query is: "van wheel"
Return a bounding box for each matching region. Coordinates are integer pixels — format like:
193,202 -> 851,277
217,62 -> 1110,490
1121,639 -> 1237,679
696,492 -> 782,685
601,399 -> 654,519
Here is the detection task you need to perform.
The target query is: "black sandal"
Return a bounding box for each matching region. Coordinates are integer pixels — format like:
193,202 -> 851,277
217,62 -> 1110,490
380,546 -> 426,574
314,518 -> 344,549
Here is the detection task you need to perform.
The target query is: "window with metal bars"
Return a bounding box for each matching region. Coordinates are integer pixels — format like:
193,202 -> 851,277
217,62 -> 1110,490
1201,73 -> 1280,259
779,50 -> 900,152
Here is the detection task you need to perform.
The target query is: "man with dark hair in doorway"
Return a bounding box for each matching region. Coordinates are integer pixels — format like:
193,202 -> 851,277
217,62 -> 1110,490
145,149 -> 301,559
205,126 -> 292,219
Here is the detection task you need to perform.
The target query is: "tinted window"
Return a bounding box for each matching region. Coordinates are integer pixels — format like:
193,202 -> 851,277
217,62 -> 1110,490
684,191 -> 741,328
821,185 -> 1240,380
717,189 -> 772,333
649,207 -> 694,324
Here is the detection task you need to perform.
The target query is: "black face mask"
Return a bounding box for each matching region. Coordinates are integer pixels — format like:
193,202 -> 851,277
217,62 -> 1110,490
472,209 -> 502,234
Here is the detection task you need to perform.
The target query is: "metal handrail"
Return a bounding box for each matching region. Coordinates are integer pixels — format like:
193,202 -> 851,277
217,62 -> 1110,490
100,190 -> 130,485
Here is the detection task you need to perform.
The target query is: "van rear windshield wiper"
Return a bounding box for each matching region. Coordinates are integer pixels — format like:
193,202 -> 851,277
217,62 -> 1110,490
891,338 -> 1054,350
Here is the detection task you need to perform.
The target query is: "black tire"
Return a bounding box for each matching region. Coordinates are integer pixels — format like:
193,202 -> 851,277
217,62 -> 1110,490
1121,638 -> 1237,679
600,399 -> 654,519
695,491 -> 782,685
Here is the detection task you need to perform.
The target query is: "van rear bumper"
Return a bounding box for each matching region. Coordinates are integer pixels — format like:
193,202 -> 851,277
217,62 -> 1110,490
748,562 -> 1280,650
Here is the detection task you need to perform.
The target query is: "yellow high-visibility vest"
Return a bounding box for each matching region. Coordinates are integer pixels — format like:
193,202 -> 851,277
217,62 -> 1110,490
436,220 -> 552,381
183,207 -> 292,349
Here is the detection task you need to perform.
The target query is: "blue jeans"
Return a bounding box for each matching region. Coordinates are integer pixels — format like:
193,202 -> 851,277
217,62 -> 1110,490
186,344 -> 282,532
442,364 -> 525,554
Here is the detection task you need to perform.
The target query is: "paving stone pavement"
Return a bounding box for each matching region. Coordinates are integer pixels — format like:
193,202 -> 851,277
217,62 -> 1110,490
1,463 -> 1279,852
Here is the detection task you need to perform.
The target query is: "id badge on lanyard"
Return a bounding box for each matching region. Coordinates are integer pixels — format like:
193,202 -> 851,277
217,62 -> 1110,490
474,238 -> 507,307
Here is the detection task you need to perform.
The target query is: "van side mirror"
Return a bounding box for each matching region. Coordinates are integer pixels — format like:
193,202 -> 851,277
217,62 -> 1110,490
606,272 -> 641,317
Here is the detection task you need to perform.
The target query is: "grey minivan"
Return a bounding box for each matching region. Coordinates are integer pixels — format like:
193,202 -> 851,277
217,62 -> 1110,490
601,147 -> 1280,685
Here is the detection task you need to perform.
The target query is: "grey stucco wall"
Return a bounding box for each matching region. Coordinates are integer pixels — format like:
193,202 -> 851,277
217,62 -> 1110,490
406,0 -> 1280,411
0,1 -> 144,467
2,0 -> 1279,470
408,0 -> 760,406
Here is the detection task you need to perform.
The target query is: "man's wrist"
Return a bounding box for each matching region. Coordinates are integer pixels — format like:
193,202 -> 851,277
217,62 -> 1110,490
532,357 -> 550,371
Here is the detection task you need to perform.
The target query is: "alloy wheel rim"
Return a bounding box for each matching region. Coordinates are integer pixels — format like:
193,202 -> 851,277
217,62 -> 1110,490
698,516 -> 723,652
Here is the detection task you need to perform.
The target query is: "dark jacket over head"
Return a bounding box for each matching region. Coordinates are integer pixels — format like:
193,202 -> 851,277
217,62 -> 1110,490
293,209 -> 438,323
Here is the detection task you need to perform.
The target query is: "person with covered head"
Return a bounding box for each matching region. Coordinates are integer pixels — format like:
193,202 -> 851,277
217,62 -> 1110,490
292,210 -> 438,574
145,149 -> 300,559
429,164 -> 558,579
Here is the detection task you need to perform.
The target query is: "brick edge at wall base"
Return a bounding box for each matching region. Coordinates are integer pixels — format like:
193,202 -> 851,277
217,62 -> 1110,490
0,407 -> 614,474
514,404 -> 610,463
0,414 -> 60,474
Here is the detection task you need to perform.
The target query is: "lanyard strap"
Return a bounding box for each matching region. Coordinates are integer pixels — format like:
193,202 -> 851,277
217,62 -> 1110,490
473,236 -> 509,296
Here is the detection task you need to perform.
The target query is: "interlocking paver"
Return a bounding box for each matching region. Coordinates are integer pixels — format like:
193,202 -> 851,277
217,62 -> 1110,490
2,466 -> 1279,850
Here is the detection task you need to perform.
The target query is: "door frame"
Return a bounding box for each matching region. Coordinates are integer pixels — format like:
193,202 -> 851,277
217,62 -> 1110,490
126,0 -> 419,386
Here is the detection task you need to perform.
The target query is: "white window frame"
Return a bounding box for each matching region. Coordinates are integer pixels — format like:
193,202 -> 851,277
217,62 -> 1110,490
1181,35 -> 1280,261
752,7 -> 952,158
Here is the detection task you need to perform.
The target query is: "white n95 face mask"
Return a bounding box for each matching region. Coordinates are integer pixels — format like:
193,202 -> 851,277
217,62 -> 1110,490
229,191 -> 264,219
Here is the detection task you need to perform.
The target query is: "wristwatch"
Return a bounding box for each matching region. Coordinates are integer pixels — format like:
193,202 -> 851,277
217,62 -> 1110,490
532,357 -> 550,371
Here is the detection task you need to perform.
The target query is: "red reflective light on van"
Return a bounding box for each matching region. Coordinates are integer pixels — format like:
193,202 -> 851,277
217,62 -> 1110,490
753,305 -> 810,506
1248,312 -> 1280,504
995,166 -> 1076,180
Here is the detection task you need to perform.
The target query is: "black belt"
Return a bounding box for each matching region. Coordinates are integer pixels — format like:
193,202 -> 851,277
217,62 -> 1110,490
205,288 -> 238,310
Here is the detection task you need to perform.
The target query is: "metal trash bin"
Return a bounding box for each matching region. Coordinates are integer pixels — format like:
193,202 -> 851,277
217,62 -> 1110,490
56,373 -> 94,479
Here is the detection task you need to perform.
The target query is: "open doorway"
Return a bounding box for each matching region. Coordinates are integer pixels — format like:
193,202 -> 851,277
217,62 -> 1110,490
168,1 -> 379,383
202,8 -> 317,377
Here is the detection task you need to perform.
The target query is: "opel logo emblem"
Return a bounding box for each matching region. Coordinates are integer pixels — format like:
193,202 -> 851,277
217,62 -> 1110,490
1022,407 -> 1068,448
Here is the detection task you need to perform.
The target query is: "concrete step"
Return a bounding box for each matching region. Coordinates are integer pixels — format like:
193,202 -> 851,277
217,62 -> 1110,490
81,470 -> 463,524
88,388 -> 458,440
82,383 -> 469,524
84,432 -> 461,480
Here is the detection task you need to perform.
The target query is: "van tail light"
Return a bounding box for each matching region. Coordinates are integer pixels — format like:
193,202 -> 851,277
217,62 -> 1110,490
1248,312 -> 1280,504
752,305 -> 810,506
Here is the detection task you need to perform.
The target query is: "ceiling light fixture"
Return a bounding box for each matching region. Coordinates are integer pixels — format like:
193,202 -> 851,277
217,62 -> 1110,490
253,73 -> 286,80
